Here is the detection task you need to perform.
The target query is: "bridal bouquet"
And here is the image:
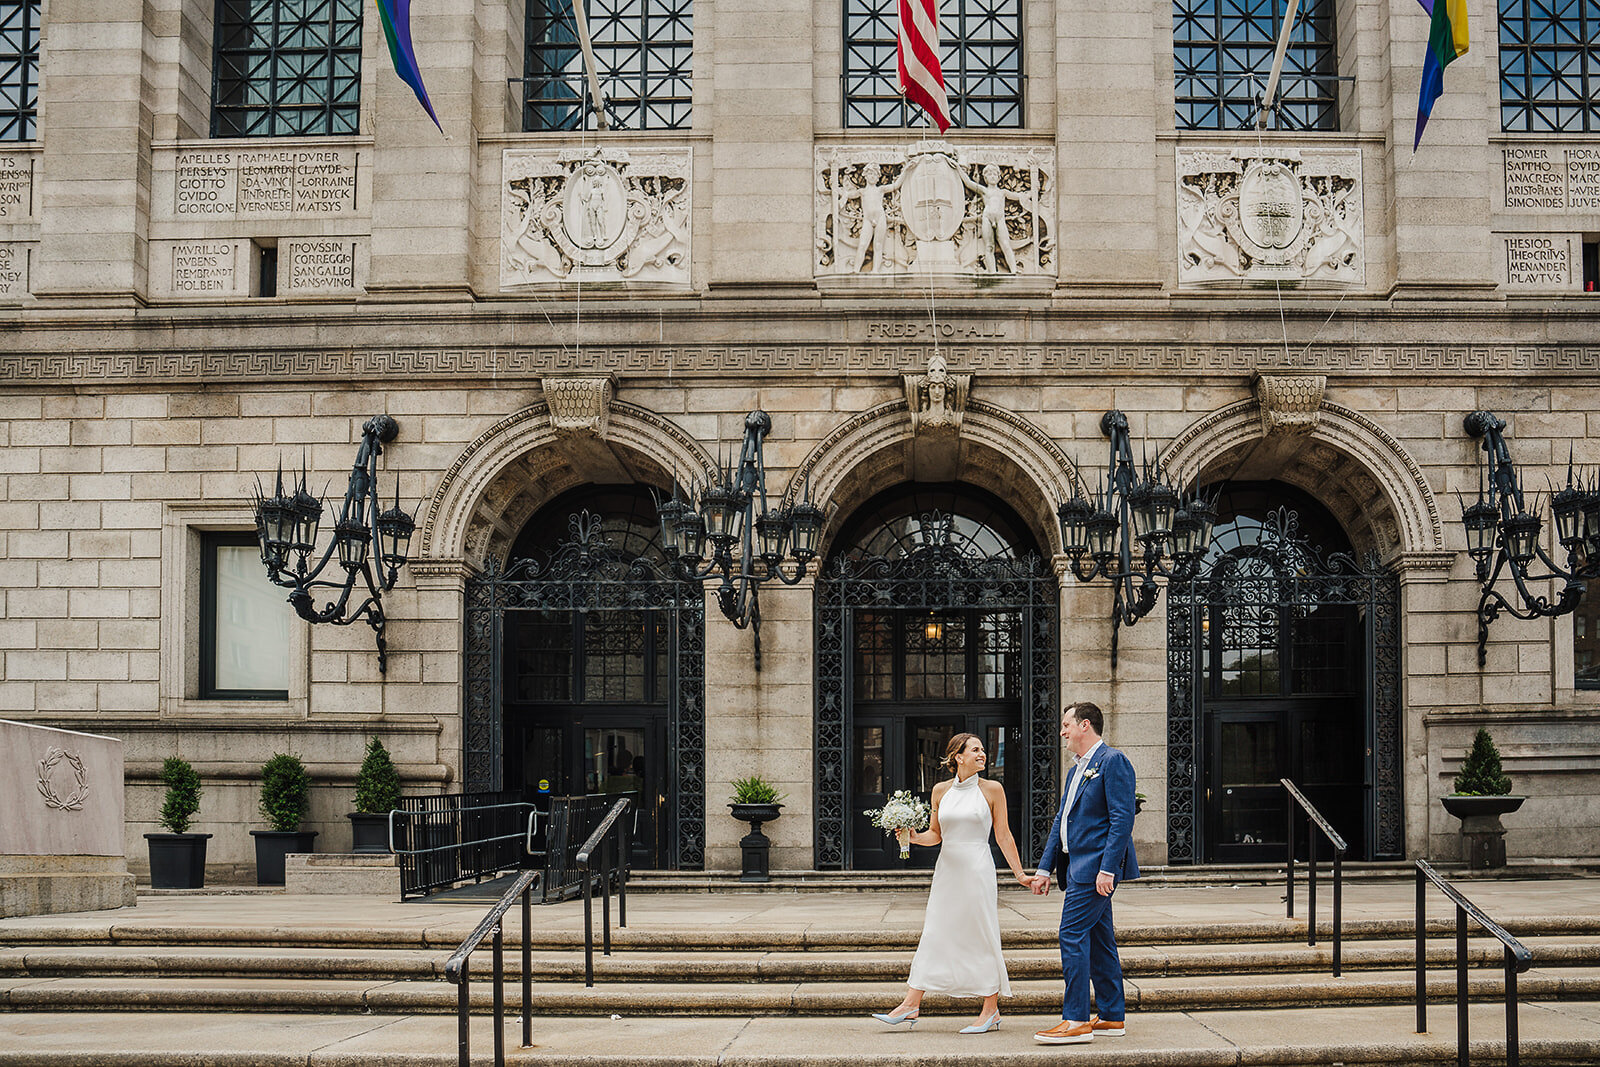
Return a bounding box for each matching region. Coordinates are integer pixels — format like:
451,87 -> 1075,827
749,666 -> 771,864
865,790 -> 931,859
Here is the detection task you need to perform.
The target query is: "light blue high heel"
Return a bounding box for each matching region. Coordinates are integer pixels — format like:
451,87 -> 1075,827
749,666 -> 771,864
959,1012 -> 1000,1035
870,1008 -> 919,1028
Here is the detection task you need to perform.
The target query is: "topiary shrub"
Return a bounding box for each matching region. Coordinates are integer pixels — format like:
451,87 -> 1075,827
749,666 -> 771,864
259,753 -> 311,832
1452,727 -> 1514,796
159,757 -> 202,834
353,737 -> 402,815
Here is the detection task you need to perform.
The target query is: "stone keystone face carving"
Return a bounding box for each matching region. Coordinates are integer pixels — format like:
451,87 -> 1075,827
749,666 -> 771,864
1177,148 -> 1363,288
904,352 -> 971,435
502,146 -> 691,288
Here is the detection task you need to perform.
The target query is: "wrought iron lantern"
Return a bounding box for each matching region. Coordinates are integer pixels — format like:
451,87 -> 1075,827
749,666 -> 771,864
1056,410 -> 1217,666
1460,410 -> 1599,665
252,415 -> 415,672
655,410 -> 828,668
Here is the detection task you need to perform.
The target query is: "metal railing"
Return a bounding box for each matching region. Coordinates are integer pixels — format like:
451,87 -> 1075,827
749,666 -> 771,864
1281,778 -> 1347,976
1415,859 -> 1533,1067
389,791 -> 531,900
443,868 -> 540,1067
534,792 -> 634,903
577,796 -> 632,987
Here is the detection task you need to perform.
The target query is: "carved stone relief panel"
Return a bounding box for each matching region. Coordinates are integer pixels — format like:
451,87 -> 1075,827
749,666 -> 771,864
1176,148 -> 1364,287
815,141 -> 1055,278
904,352 -> 970,435
502,147 -> 691,288
542,376 -> 615,438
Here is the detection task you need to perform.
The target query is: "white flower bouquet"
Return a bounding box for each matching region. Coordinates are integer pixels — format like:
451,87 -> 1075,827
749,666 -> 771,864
865,790 -> 931,859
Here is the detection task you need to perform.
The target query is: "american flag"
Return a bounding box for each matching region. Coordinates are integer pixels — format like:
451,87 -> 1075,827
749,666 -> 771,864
898,0 -> 953,133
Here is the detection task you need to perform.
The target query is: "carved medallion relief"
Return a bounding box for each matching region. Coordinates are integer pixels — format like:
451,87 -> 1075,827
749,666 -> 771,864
816,141 -> 1055,278
501,147 -> 691,288
1176,148 -> 1364,287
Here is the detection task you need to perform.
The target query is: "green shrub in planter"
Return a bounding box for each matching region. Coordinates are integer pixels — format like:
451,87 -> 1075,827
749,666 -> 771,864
260,753 -> 311,832
353,738 -> 402,814
1452,727 -> 1513,796
730,776 -> 785,806
159,757 -> 202,834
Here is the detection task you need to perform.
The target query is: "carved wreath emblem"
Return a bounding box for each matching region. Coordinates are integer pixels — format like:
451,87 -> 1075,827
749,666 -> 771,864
37,746 -> 90,811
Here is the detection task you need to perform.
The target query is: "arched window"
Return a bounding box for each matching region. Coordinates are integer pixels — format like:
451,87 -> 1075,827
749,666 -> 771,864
1499,0 -> 1600,132
842,0 -> 1022,129
1173,0 -> 1339,130
1,0 -> 41,142
212,0 -> 363,137
524,0 -> 692,131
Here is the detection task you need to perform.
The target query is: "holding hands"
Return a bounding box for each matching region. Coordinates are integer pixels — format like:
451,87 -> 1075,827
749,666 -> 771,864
1025,873 -> 1051,895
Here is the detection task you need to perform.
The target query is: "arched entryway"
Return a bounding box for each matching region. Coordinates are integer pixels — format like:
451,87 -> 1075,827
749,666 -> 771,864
1165,483 -> 1401,864
463,484 -> 706,870
814,484 -> 1058,870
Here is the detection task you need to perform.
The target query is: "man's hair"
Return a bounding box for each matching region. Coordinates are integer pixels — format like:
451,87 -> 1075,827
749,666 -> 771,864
1066,701 -> 1104,735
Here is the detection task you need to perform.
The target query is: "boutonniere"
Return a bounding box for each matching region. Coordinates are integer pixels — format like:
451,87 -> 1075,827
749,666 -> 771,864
1082,766 -> 1101,781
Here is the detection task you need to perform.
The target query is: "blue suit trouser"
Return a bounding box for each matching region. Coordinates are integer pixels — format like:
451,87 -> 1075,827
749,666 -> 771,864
1058,880 -> 1125,1022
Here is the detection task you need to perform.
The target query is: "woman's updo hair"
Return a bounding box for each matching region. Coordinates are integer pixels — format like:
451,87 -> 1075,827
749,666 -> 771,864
941,733 -> 981,773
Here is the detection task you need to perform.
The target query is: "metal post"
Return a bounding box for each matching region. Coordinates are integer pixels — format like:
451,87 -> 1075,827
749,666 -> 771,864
583,872 -> 594,988
1416,867 -> 1427,1034
492,922 -> 505,1067
601,837 -> 613,957
521,885 -> 532,1048
457,965 -> 471,1067
1505,944 -> 1519,1067
1332,849 -> 1342,978
1307,823 -> 1318,947
1285,801 -> 1295,920
1457,904 -> 1469,1067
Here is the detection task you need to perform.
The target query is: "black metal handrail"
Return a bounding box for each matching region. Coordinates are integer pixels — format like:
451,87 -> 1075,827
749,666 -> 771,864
576,796 -> 632,988
534,793 -> 634,903
1415,859 -> 1533,1067
389,791 -> 531,900
1281,778 -> 1348,976
443,867 -> 540,1067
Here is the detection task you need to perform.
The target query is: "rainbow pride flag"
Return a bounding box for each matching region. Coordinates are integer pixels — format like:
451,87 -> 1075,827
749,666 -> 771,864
375,0 -> 442,131
1414,0 -> 1469,150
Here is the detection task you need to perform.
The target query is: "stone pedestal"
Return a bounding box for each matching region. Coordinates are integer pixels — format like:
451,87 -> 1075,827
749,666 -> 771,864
1441,795 -> 1526,870
284,852 -> 401,896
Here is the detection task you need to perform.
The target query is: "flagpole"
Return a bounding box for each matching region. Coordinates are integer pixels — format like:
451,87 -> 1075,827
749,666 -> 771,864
571,0 -> 611,131
1257,0 -> 1305,129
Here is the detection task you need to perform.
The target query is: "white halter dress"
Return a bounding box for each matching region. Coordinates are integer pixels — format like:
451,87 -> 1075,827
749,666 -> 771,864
905,773 -> 1011,998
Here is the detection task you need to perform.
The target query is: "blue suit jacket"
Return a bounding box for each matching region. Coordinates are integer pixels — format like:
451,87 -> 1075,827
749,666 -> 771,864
1036,743 -> 1140,887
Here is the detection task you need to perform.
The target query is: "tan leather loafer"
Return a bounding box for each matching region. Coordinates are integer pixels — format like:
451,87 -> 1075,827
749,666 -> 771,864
1090,1014 -> 1126,1037
1034,1020 -> 1094,1044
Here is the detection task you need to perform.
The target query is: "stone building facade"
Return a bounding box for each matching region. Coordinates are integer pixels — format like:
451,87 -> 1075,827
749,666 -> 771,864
2,0 -> 1599,880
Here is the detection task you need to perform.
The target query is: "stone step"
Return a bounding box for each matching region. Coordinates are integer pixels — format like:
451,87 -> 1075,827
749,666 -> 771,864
3,1002 -> 1598,1067
4,966 -> 1598,1016
3,936 -> 1596,982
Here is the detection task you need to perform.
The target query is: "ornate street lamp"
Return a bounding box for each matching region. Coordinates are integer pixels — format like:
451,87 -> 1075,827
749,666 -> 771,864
1461,410 -> 1600,666
252,415 -> 415,673
1056,410 -> 1217,666
655,410 -> 828,669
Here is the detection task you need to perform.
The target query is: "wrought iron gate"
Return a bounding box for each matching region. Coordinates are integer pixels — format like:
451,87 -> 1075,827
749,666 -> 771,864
463,513 -> 707,869
814,538 -> 1059,869
1165,507 -> 1402,863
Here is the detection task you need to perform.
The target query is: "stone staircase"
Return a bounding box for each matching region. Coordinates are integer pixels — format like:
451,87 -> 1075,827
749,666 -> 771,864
2,879 -> 1599,1064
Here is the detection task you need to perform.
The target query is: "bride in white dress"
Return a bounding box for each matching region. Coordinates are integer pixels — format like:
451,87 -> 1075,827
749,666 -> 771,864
871,733 -> 1034,1034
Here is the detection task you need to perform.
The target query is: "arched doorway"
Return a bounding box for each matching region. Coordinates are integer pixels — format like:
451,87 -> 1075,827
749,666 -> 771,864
1165,483 -> 1402,864
814,484 -> 1058,870
463,484 -> 706,870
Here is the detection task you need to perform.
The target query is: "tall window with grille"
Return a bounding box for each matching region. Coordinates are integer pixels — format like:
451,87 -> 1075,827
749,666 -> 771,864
524,0 -> 692,131
1173,0 -> 1339,130
843,0 -> 1022,129
1501,0 -> 1600,132
212,0 -> 363,137
1,0 -> 40,141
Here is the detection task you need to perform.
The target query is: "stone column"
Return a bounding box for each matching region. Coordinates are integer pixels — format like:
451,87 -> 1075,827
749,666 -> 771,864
31,0 -> 158,304
708,0 -> 815,288
1390,551 -> 1459,859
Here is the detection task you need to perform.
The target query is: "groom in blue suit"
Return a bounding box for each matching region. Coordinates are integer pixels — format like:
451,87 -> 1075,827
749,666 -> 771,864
1029,701 -> 1139,1045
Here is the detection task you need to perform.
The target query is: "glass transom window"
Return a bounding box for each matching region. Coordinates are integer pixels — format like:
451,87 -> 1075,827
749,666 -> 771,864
212,0 -> 363,138
1173,0 -> 1339,130
1,0 -> 40,141
1500,0 -> 1600,132
843,0 -> 1022,129
524,0 -> 693,131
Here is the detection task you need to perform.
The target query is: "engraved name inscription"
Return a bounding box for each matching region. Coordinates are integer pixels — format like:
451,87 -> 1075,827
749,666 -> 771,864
174,149 -> 359,218
0,155 -> 30,220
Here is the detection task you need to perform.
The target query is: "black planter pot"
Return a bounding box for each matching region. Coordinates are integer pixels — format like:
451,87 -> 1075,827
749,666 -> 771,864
144,832 -> 211,889
729,803 -> 782,883
250,829 -> 319,886
348,812 -> 392,854
1440,795 -> 1526,869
